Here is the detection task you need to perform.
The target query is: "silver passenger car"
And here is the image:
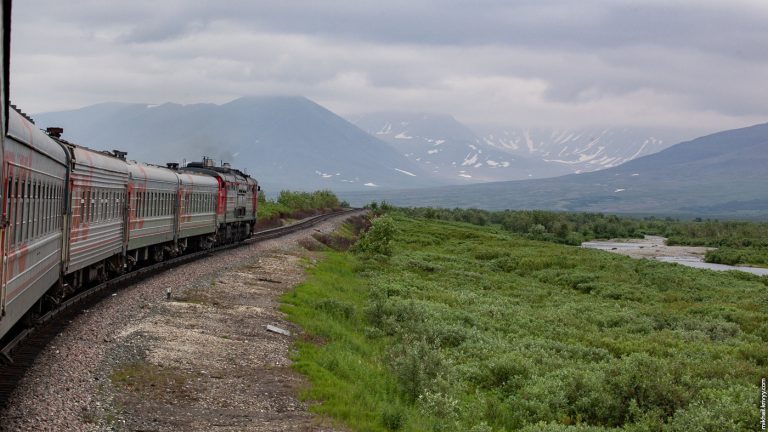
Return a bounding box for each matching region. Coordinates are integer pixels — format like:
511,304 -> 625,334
177,171 -> 218,249
61,145 -> 129,286
126,162 -> 179,262
0,109 -> 68,339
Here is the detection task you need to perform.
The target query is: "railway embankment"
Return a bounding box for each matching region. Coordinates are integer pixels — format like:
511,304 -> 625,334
0,212 -> 362,431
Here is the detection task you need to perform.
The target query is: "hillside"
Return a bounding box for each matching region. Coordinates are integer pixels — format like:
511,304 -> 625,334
479,127 -> 685,173
33,97 -> 444,192
352,112 -> 685,180
351,112 -> 571,182
284,213 -> 765,430
340,122 -> 768,217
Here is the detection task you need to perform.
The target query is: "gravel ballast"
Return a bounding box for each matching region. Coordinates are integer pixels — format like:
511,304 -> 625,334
0,213 -> 362,431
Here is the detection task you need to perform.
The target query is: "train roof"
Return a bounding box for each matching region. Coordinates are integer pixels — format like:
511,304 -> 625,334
177,171 -> 219,187
180,165 -> 257,185
6,108 -> 67,164
68,145 -> 129,175
127,161 -> 179,185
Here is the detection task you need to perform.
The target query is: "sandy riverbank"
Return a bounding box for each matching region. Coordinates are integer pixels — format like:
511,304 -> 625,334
581,235 -> 714,260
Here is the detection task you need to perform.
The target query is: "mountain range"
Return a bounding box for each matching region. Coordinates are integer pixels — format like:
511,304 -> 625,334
350,112 -> 572,182
34,97 -> 679,192
33,96 -> 444,192
32,96 -> 767,217
350,113 -> 687,182
341,122 -> 768,217
479,127 -> 688,173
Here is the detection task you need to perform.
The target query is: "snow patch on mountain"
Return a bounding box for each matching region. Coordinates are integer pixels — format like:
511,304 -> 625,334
395,168 -> 417,177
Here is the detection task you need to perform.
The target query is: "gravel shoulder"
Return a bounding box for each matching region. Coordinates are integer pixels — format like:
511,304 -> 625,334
0,212 -> 363,431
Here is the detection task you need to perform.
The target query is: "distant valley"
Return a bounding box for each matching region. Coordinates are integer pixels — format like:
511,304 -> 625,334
341,122 -> 768,218
34,95 -> 766,217
34,96 -> 687,194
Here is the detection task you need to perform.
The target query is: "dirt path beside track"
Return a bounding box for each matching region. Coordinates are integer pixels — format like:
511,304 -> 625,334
0,213 -> 362,432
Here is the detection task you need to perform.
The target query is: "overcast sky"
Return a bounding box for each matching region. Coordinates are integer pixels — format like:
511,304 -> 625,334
9,0 -> 768,133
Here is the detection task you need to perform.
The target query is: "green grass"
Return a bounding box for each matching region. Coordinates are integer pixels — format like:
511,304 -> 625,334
283,214 -> 767,431
392,205 -> 768,266
258,189 -> 342,221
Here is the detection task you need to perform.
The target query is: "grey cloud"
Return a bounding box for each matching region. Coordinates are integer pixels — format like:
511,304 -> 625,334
8,0 -> 768,134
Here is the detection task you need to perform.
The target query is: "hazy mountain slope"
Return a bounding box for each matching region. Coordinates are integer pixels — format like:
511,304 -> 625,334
33,97 -> 444,192
341,122 -> 768,217
479,127 -> 687,173
351,112 -> 573,182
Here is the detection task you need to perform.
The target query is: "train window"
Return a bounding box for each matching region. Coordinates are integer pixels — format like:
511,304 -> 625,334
87,189 -> 92,223
19,178 -> 24,243
79,190 -> 84,226
27,180 -> 32,240
36,181 -> 41,238
13,177 -> 19,245
5,176 -> 9,243
46,183 -> 51,234
18,179 -> 24,242
30,181 -> 35,239
26,179 -> 32,241
19,180 -> 27,243
41,182 -> 46,235
5,175 -> 10,241
10,177 -> 16,245
30,180 -> 36,239
85,189 -> 90,223
95,189 -> 100,222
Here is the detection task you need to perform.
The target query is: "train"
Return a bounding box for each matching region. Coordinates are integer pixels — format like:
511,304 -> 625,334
0,1 -> 260,344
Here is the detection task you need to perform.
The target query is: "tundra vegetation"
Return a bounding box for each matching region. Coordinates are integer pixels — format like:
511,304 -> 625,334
282,210 -> 766,432
256,190 -> 342,227
390,205 -> 768,267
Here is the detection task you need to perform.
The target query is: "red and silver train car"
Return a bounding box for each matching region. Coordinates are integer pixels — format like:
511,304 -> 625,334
62,144 -> 128,289
0,0 -> 260,345
176,170 -> 219,251
0,109 -> 68,339
126,162 -> 179,265
180,158 -> 258,243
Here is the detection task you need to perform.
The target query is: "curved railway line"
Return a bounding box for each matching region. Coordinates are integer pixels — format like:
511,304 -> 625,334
0,208 -> 358,408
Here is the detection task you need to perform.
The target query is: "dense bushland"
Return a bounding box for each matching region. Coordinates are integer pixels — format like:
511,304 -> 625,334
257,190 -> 342,227
386,205 -> 768,266
283,214 -> 767,431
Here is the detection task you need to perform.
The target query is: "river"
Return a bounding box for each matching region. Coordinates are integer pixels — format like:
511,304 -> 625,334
581,236 -> 768,276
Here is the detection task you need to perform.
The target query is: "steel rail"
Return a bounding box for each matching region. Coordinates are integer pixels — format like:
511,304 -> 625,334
0,208 -> 358,364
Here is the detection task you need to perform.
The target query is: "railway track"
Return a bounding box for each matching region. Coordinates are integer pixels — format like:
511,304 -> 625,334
0,208 -> 358,407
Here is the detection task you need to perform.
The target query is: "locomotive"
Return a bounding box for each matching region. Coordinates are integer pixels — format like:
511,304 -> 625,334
0,1 -> 260,344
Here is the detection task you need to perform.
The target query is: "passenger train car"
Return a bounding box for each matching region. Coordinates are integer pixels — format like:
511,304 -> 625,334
0,0 -> 259,344
0,118 -> 260,342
